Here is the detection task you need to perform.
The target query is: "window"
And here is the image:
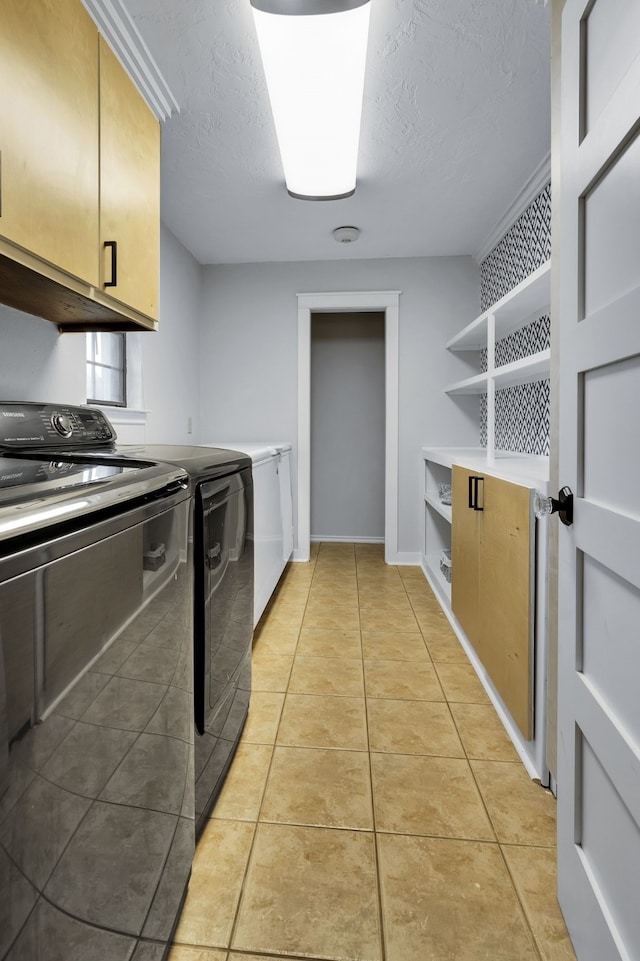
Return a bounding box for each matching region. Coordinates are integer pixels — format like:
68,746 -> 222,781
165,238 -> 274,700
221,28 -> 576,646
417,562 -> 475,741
86,332 -> 127,406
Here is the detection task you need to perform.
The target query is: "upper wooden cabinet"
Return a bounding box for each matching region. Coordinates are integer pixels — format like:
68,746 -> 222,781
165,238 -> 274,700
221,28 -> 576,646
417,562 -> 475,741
0,0 -> 99,285
98,38 -> 160,320
0,0 -> 160,331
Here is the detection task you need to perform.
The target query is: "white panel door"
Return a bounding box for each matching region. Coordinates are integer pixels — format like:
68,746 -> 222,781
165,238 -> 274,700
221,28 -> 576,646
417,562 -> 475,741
557,2 -> 640,959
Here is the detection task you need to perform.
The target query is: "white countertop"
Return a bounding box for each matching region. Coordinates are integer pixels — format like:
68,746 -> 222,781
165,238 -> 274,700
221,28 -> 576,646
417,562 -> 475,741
203,442 -> 292,466
422,446 -> 549,488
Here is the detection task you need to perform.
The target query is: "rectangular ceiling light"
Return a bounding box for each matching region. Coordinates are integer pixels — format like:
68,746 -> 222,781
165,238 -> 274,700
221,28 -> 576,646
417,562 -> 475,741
250,0 -> 371,200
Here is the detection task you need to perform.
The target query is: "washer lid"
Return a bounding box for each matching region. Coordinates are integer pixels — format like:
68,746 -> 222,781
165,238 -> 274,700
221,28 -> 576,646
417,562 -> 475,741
0,453 -> 187,543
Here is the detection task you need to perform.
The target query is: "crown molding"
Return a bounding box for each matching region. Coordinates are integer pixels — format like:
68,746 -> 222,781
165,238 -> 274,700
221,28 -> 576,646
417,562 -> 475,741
474,152 -> 551,265
81,0 -> 179,121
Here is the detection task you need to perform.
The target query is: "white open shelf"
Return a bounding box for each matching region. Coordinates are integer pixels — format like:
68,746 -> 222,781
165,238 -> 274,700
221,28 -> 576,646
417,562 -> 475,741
445,313 -> 488,351
421,446 -> 485,470
445,350 -> 550,393
445,371 -> 489,395
445,260 -> 550,351
493,348 -> 551,389
424,554 -> 451,605
425,491 -> 452,523
493,260 -> 551,338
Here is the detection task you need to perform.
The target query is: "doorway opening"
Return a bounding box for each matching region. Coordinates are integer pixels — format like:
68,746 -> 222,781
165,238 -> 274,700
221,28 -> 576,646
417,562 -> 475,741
296,290 -> 400,563
311,311 -> 385,543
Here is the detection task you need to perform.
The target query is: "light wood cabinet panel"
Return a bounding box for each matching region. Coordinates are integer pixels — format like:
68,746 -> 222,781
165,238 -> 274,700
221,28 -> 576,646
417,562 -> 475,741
0,2 -> 160,331
451,468 -> 533,739
451,466 -> 482,654
480,475 -> 533,739
99,38 -> 160,319
0,0 -> 99,285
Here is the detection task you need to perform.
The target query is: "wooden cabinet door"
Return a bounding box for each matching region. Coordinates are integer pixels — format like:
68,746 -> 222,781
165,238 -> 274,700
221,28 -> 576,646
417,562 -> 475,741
451,465 -> 482,657
0,0 -> 99,284
480,475 -> 533,739
453,467 -> 534,740
99,38 -> 160,319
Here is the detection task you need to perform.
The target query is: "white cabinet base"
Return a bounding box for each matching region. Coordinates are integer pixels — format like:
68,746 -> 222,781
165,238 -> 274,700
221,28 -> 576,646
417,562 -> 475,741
204,442 -> 293,626
422,447 -> 550,784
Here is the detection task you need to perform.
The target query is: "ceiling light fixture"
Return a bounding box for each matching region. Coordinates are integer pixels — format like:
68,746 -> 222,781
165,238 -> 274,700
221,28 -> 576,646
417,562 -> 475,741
250,0 -> 371,201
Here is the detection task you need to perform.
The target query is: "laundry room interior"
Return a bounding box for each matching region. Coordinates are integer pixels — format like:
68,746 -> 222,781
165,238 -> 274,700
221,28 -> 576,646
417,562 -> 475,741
1,1 -> 638,960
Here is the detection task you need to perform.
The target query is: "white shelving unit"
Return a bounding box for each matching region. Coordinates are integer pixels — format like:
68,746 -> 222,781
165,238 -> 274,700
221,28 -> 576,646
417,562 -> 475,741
444,260 -> 551,454
423,456 -> 455,608
420,262 -> 553,784
421,446 -> 550,784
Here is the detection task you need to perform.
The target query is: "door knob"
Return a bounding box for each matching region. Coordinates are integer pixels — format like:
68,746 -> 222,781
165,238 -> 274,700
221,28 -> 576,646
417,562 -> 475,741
534,486 -> 573,526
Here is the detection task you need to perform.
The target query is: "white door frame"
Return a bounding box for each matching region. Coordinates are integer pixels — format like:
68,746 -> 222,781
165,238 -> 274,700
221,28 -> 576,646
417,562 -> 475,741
295,290 -> 401,564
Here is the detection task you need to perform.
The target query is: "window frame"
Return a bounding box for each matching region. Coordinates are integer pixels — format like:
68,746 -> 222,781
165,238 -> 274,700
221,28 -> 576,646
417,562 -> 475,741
86,332 -> 127,408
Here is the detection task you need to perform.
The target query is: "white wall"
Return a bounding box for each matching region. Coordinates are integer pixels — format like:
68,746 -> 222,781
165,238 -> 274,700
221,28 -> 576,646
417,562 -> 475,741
0,225 -> 201,443
311,311 -> 385,541
199,256 -> 480,556
143,224 -> 202,443
0,304 -> 87,403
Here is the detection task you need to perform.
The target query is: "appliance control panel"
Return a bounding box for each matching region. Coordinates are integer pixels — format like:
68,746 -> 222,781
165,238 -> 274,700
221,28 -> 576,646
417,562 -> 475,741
0,403 -> 116,450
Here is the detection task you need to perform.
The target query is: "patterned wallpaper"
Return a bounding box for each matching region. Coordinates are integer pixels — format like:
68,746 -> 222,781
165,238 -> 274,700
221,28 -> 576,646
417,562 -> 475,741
479,183 -> 551,455
480,182 -> 552,311
480,314 -> 551,372
480,382 -> 550,455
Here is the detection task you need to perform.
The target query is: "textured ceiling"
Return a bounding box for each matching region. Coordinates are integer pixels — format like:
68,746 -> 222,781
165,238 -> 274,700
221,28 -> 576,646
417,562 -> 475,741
122,0 -> 551,265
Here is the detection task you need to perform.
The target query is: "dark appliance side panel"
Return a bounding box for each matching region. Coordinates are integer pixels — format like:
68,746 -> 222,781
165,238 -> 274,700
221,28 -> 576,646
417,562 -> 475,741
0,496 -> 194,960
194,467 -> 253,831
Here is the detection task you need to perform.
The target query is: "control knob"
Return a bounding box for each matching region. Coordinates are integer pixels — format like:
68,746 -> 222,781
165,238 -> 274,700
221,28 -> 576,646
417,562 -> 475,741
51,412 -> 73,438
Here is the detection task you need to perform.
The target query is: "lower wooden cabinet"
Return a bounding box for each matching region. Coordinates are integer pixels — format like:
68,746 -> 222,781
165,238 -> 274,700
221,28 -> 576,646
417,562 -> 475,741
452,465 -> 534,739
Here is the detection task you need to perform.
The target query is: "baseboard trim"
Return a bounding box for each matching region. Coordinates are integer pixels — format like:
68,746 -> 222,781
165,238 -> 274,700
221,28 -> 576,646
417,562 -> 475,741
310,535 -> 384,544
387,551 -> 422,566
421,562 -> 549,785
291,547 -> 421,564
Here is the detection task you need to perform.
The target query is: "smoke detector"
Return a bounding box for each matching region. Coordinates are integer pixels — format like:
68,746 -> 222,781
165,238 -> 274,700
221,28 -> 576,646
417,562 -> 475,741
332,226 -> 360,244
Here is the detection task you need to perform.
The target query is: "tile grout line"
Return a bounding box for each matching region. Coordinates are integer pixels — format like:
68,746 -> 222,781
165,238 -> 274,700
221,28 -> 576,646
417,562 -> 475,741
496,842 -> 546,961
225,561 -> 313,956
459,710 -> 548,961
419,569 -> 550,961
405,572 -> 534,959
357,555 -> 387,961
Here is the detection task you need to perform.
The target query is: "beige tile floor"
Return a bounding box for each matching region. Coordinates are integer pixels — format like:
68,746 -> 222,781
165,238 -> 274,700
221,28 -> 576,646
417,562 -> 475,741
170,542 -> 577,961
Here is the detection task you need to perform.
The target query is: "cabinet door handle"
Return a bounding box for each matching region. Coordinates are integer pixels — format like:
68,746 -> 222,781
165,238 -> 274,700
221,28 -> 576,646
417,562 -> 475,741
104,240 -> 118,288
469,475 -> 484,511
